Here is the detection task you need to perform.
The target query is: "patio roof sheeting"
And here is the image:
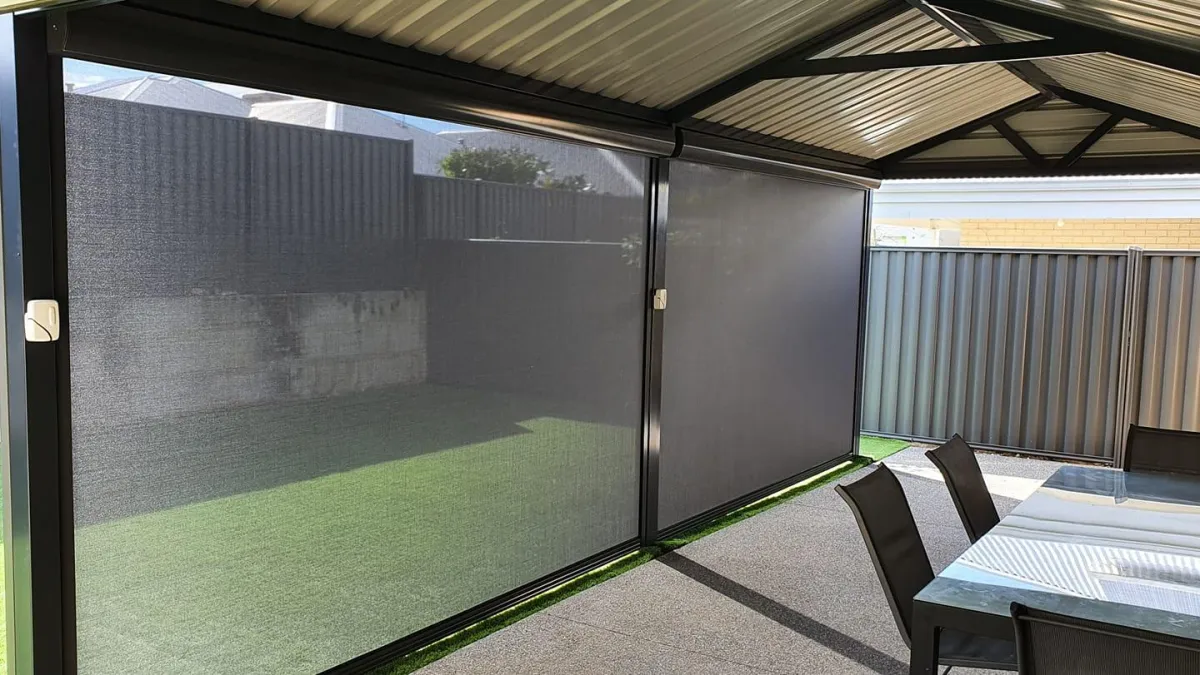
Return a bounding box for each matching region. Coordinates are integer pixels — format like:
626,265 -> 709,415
223,0 -> 886,109
81,0 -> 1200,179
692,10 -> 1038,159
986,21 -> 1200,131
1043,54 -> 1200,130
996,0 -> 1200,54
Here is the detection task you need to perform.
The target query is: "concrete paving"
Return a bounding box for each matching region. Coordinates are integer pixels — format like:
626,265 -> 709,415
417,447 -> 1066,674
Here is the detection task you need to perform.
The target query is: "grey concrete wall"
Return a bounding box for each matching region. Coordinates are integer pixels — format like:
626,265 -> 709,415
69,290 -> 426,425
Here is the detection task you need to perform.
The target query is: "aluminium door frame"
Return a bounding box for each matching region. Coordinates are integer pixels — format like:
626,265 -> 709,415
0,11 -> 75,675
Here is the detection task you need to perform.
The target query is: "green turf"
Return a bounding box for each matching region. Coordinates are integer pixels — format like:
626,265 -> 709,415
73,386 -> 639,675
858,435 -> 911,462
1,541 -> 5,674
67,402 -> 884,675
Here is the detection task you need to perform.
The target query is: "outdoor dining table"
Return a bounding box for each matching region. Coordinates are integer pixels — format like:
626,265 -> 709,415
909,464 -> 1200,675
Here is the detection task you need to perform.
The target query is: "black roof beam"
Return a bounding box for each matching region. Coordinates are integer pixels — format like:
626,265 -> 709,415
1050,87 -> 1200,143
666,0 -> 908,122
904,0 -> 1060,94
931,0 -> 1200,80
1058,114 -> 1122,169
763,40 -> 1095,79
874,92 -> 1050,167
992,118 -> 1046,168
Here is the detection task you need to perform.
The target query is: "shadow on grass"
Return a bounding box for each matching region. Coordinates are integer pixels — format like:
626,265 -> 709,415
74,396 -> 641,675
74,383 -> 634,524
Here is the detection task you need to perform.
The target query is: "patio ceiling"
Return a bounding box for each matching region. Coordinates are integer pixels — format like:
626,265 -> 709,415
51,0 -> 1200,178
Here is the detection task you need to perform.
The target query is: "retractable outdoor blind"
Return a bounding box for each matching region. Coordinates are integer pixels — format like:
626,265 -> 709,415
64,75 -> 646,675
657,161 -> 869,530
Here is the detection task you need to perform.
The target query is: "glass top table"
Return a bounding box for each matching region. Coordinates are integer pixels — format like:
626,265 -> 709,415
910,464 -> 1200,674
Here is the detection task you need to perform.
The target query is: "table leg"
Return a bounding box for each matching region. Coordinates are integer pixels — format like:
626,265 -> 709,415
909,603 -> 940,675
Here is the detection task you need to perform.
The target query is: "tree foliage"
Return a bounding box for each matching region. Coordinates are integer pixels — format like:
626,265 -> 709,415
541,174 -> 590,191
440,145 -> 590,191
440,146 -> 548,185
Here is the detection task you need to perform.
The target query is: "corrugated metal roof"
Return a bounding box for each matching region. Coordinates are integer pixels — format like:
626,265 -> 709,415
0,0 -> 85,11
997,0 -> 1200,54
695,10 -> 1036,159
225,0 -> 887,108
988,21 -> 1200,131
912,100 -> 1200,161
76,75 -> 252,117
1041,55 -> 1200,130
212,0 -> 1200,171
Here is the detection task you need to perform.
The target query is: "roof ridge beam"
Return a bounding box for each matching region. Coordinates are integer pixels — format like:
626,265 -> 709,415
763,40 -> 1096,79
665,0 -> 909,122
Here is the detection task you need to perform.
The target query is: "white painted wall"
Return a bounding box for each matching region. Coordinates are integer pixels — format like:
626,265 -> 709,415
874,175 -> 1200,220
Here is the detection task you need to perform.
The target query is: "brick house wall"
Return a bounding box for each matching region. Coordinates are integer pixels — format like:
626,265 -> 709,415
871,217 -> 1200,249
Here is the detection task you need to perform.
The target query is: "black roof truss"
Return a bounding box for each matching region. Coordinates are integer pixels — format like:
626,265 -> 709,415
665,0 -> 909,122
903,0 -> 1062,94
992,118 -> 1046,168
1059,114 -> 1122,169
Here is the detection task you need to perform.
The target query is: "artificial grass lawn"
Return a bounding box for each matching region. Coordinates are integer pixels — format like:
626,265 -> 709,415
68,389 -> 894,675
1,540 -> 5,673
858,434 -> 911,462
74,385 -> 639,675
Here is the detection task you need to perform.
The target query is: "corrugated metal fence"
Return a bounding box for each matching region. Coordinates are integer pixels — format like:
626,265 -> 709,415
416,175 -> 643,242
862,247 -> 1200,463
1128,252 -> 1200,433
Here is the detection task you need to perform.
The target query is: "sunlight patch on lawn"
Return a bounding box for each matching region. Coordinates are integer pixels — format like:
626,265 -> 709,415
74,412 -> 637,675
858,435 -> 909,462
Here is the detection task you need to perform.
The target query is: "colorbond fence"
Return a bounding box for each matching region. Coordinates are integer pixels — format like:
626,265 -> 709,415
862,246 -> 1200,464
1128,252 -> 1200,433
416,175 -> 643,242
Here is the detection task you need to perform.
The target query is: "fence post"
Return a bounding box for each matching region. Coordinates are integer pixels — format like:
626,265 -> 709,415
1114,246 -> 1145,468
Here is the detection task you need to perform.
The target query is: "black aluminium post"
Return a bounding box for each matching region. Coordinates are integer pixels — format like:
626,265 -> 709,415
0,10 -> 73,675
639,158 -> 668,546
852,190 -> 874,458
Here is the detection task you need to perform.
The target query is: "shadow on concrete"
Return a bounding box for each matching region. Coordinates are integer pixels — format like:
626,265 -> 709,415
659,551 -> 908,675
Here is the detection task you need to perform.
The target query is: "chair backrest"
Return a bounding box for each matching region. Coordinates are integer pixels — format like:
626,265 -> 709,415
835,465 -> 933,645
1125,424 -> 1200,476
925,434 -> 999,543
1011,603 -> 1200,674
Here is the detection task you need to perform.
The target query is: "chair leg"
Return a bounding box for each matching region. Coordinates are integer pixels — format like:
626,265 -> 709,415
941,667 -> 953,675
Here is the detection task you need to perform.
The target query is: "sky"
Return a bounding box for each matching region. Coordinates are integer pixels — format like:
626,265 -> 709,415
63,58 -> 476,134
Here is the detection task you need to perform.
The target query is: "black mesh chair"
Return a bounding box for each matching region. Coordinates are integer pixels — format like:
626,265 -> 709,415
1124,424 -> 1200,476
837,466 -> 1016,672
925,434 -> 1000,543
1011,602 -> 1200,674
